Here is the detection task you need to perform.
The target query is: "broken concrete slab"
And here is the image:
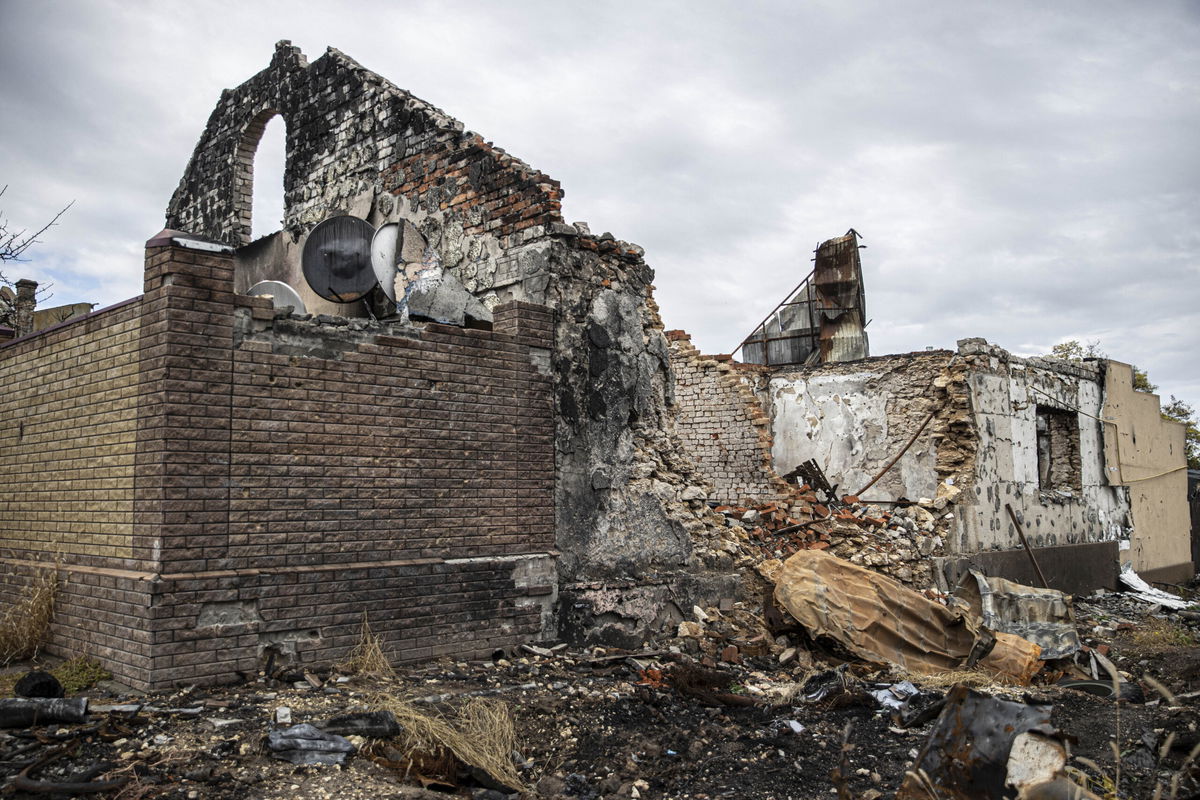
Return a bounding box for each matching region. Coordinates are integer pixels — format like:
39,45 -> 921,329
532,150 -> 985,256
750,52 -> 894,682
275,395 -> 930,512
400,265 -> 493,327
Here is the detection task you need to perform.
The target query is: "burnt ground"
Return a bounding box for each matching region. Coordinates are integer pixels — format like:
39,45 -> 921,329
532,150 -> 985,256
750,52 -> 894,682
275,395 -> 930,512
1,591 -> 1198,800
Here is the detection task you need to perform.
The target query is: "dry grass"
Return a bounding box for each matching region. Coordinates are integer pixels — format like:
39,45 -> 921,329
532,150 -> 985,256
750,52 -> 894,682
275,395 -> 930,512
1130,618 -> 1196,652
899,668 -> 1013,691
768,667 -> 821,706
335,612 -> 394,678
0,564 -> 58,665
369,692 -> 526,792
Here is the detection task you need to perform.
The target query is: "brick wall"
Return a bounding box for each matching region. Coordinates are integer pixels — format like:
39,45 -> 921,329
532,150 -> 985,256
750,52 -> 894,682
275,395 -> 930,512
0,302 -> 141,560
0,241 -> 556,689
666,331 -> 790,504
166,41 -> 718,589
141,242 -> 555,688
0,298 -> 158,682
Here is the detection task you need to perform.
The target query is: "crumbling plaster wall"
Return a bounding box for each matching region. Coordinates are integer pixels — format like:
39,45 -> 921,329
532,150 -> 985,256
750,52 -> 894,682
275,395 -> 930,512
666,331 -> 791,505
165,42 -> 718,609
955,339 -> 1129,556
766,342 -> 1131,562
768,351 -> 968,510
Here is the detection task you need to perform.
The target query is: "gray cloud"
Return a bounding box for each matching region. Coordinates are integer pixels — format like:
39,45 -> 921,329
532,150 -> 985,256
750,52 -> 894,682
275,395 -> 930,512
1,0 -> 1196,403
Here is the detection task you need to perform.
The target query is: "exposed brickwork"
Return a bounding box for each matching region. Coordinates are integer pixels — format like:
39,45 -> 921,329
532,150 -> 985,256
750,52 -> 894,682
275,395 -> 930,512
667,331 -> 790,504
168,41 -> 721,587
0,300 -> 142,561
167,41 -> 562,251
1,242 -> 556,689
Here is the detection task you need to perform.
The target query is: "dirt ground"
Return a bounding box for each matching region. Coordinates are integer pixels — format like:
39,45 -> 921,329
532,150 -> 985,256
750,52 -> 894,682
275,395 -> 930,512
2,589 -> 1198,800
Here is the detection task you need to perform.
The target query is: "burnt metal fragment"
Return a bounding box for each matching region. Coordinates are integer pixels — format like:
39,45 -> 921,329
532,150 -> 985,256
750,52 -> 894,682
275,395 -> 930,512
897,685 -> 1060,800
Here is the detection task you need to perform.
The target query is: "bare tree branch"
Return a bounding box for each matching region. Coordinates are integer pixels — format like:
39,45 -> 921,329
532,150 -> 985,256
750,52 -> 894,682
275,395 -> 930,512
0,184 -> 75,268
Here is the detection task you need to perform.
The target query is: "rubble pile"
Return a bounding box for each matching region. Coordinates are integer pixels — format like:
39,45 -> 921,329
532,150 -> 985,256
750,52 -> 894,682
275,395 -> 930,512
1,565 -> 1198,799
687,482 -> 950,589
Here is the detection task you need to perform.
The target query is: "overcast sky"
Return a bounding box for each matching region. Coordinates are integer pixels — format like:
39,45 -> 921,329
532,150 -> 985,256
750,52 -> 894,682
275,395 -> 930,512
1,1 -> 1197,405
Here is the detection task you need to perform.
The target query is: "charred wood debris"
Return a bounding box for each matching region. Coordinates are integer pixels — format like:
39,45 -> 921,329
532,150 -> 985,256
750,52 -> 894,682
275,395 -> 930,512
2,466 -> 1198,798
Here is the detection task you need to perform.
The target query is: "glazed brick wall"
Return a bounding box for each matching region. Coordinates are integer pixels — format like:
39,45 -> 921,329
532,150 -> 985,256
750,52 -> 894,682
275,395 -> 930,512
666,331 -> 790,504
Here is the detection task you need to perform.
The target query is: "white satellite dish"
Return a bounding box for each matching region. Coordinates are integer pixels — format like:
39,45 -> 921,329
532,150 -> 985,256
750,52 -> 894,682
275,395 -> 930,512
247,280 -> 307,314
371,222 -> 400,302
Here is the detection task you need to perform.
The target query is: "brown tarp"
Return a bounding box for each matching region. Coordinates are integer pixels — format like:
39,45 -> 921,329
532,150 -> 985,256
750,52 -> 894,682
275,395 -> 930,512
773,550 -> 1041,682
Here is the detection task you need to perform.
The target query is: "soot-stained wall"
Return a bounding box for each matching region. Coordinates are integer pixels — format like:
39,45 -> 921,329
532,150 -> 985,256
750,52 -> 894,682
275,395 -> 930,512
1,237 -> 559,690
166,42 -> 718,589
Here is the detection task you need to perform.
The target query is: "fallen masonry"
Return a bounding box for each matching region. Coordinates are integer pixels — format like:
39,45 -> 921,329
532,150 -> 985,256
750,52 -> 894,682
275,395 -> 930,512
0,39 -> 1198,799
0,580 -> 1197,798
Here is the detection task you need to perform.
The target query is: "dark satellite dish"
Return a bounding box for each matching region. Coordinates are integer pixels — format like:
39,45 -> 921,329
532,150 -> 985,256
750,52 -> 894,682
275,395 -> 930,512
247,280 -> 307,314
301,216 -> 377,302
371,222 -> 400,302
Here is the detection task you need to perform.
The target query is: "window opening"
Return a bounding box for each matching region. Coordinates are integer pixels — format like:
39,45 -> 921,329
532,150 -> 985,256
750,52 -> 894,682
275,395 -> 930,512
250,115 -> 286,241
1036,406 -> 1082,493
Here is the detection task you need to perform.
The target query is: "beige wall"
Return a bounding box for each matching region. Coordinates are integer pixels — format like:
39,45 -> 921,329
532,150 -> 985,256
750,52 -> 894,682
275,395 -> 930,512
0,308 -> 139,560
1102,361 -> 1192,579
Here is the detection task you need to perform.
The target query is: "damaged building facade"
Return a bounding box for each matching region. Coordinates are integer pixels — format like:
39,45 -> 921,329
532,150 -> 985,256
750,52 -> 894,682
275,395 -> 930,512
1,43 -> 1190,690
669,241 -> 1193,594
0,43 -> 729,689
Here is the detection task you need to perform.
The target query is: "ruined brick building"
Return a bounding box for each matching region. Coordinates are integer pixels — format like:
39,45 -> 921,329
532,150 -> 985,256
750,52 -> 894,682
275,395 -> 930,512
669,238 -> 1193,592
1,43 -> 1191,689
0,43 -> 726,689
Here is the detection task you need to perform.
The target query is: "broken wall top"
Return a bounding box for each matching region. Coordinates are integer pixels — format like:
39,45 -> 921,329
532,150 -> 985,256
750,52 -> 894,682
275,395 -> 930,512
167,41 -> 563,248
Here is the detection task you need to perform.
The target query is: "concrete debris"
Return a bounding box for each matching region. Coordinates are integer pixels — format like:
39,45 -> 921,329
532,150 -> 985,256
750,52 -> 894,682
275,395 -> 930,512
399,264 -> 493,327
0,590 -> 1197,799
694,490 -> 946,589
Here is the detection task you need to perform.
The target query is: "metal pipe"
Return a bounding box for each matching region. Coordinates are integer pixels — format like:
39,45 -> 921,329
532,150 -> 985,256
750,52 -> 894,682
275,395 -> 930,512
1005,503 -> 1050,589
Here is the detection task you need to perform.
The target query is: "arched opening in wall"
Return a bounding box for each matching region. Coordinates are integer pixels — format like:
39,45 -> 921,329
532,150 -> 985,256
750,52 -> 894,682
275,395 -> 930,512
234,110 -> 287,244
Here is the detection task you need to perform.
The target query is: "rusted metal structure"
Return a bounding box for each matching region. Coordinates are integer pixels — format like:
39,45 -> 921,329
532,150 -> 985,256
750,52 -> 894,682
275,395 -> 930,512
737,229 -> 869,366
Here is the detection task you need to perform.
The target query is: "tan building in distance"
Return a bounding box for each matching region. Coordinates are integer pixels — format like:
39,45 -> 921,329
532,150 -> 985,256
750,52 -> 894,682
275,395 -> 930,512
1103,361 -> 1192,583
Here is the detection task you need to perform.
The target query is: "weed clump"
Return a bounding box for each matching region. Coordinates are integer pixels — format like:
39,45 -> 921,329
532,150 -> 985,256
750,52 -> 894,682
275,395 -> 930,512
335,612 -> 395,678
53,656 -> 111,693
0,565 -> 58,665
1131,618 -> 1196,652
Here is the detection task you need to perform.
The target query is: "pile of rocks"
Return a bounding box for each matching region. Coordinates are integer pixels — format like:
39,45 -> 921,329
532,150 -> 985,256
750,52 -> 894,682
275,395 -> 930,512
685,486 -> 952,590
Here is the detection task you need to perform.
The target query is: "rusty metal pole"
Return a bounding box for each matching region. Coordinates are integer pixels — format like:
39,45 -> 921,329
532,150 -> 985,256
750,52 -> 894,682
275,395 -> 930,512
1005,503 -> 1050,589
